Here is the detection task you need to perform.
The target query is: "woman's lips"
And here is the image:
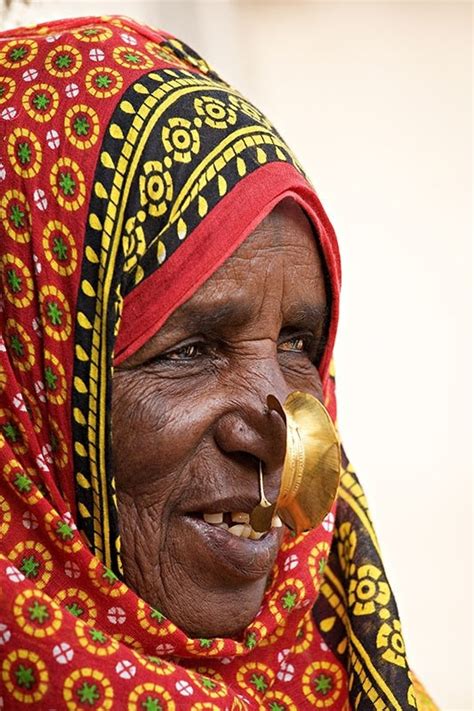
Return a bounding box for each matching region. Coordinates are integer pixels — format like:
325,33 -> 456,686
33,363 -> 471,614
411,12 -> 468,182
182,515 -> 282,581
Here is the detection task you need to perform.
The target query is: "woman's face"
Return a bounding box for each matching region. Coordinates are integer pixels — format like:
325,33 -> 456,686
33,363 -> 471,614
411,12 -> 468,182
112,198 -> 328,638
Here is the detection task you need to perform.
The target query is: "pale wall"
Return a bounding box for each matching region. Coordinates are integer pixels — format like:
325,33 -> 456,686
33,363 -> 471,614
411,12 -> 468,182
1,2 -> 471,709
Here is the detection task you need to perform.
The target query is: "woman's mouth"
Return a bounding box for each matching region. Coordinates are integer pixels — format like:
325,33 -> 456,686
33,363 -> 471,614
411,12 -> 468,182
181,501 -> 283,581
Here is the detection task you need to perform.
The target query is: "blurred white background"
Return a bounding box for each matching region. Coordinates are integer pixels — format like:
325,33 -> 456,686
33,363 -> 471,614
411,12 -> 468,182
1,1 -> 471,709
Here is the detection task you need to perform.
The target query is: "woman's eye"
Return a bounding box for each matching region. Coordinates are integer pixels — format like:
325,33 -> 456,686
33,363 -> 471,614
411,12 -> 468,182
162,343 -> 202,361
279,336 -> 308,352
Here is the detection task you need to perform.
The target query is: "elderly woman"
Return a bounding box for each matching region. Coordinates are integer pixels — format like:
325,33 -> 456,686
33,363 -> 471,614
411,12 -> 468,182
0,15 -> 436,710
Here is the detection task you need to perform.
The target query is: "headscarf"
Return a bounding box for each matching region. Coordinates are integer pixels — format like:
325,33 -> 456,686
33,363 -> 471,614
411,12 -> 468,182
0,16 -> 436,710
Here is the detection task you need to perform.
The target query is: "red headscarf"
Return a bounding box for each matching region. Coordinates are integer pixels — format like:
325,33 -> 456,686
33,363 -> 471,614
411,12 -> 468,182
0,15 -> 434,711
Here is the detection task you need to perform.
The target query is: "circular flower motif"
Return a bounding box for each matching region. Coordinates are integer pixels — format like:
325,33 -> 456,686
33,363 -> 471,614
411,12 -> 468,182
128,682 -> 176,711
0,408 -> 28,455
0,494 -> 11,540
236,661 -> 275,700
50,157 -> 86,211
5,320 -> 35,372
268,577 -> 306,624
229,94 -> 271,127
88,557 -> 127,598
39,285 -> 72,342
76,621 -> 119,657
301,660 -> 344,707
187,669 -> 227,699
264,690 -> 297,710
48,417 -> 69,470
139,160 -> 173,218
1,648 -> 48,704
337,521 -> 357,577
112,46 -> 153,70
0,39 -> 38,68
64,104 -> 100,150
293,611 -> 315,654
63,667 -> 114,710
122,216 -> 146,273
376,618 -> 407,668
136,598 -> 177,637
72,26 -> 113,43
145,41 -> 187,67
45,44 -> 82,77
44,510 -> 81,553
194,96 -> 237,130
42,349 -> 67,405
0,253 -> 34,309
0,189 -> 31,242
348,563 -> 391,616
7,127 -> 42,178
42,220 -> 78,277
22,82 -> 59,122
162,117 -> 200,163
7,540 -> 52,589
13,589 -> 63,638
308,540 -> 330,584
85,66 -> 124,98
56,588 -> 98,623
0,76 -> 16,104
4,458 -> 41,505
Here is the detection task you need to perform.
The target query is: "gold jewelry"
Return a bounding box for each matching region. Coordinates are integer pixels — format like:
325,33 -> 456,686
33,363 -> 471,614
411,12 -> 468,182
250,391 -> 341,535
250,461 -> 276,532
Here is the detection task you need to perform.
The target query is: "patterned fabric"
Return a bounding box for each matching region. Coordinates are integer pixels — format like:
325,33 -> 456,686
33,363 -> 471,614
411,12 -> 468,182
0,15 -> 437,711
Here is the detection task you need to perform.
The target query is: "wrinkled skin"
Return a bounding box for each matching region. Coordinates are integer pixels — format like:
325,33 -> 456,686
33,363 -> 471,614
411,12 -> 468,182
112,198 -> 328,638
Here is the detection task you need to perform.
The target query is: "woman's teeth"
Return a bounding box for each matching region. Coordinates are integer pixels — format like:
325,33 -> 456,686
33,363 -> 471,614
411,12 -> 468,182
202,511 -> 282,538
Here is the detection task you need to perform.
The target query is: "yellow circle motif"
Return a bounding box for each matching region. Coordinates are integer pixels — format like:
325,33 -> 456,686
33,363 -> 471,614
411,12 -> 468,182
264,690 -> 297,710
187,669 -> 227,699
0,189 -> 31,243
55,588 -> 98,623
0,254 -> 33,310
63,667 -> 114,710
5,320 -> 35,372
0,407 -> 28,455
2,648 -> 48,703
22,83 -> 59,123
4,458 -> 41,505
301,660 -> 343,707
45,44 -> 82,77
162,117 -> 200,163
136,597 -> 177,636
72,26 -> 113,43
112,46 -> 153,70
75,620 -> 120,657
48,416 -> 69,469
88,557 -> 128,598
64,104 -> 100,150
85,66 -> 124,98
0,39 -> 38,68
0,253 -> 34,308
43,349 -> 67,405
7,540 -> 52,589
268,577 -> 306,625
144,41 -> 187,68
39,285 -> 72,342
308,540 -> 331,583
50,157 -> 86,212
133,650 -> 176,675
236,661 -> 275,700
7,127 -> 42,179
42,220 -> 78,277
13,589 -> 63,638
44,509 -> 81,553
293,610 -> 315,654
194,96 -> 237,129
0,494 -> 11,540
0,76 -> 16,104
139,160 -> 173,217
128,682 -> 176,711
